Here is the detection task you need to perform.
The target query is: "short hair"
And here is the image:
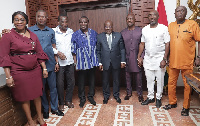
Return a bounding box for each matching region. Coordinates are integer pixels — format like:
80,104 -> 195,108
12,11 -> 28,24
79,16 -> 89,23
36,10 -> 48,17
58,14 -> 68,21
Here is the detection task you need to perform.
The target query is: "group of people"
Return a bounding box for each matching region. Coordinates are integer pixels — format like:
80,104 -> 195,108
0,5 -> 200,126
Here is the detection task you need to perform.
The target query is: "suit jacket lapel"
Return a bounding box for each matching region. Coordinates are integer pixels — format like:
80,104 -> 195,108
111,32 -> 115,49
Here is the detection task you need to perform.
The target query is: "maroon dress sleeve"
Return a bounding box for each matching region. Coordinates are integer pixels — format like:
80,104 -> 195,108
34,35 -> 49,64
0,33 -> 13,67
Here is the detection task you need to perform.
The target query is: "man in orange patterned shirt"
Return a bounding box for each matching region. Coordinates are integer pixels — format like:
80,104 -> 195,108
163,6 -> 200,116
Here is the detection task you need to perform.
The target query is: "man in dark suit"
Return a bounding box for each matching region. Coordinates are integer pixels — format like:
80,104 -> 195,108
96,20 -> 126,104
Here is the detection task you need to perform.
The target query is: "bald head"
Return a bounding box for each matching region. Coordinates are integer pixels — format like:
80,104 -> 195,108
175,6 -> 187,23
126,13 -> 135,28
148,10 -> 159,27
150,10 -> 159,17
104,20 -> 113,34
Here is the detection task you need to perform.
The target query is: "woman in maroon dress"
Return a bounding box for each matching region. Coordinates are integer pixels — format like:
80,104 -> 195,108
0,11 -> 48,126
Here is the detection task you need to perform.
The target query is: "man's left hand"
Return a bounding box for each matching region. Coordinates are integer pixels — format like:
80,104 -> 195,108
195,58 -> 200,67
55,64 -> 59,72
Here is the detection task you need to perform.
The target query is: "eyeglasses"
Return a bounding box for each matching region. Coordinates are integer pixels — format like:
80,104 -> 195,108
105,26 -> 112,29
14,18 -> 25,23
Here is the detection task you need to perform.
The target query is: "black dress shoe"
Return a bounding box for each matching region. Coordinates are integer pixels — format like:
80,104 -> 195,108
163,103 -> 177,110
79,100 -> 86,108
51,109 -> 64,116
181,108 -> 189,116
156,99 -> 162,108
115,97 -> 121,104
138,95 -> 144,102
103,98 -> 108,104
88,97 -> 96,106
141,98 -> 155,105
43,111 -> 49,119
124,95 -> 131,100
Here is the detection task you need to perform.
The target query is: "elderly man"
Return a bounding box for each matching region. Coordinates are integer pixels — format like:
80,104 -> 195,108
71,16 -> 98,108
138,10 -> 170,108
163,6 -> 200,116
121,13 -> 144,102
96,20 -> 126,104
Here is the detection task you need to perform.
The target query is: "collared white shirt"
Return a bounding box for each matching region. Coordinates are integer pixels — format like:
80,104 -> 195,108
106,33 -> 112,42
53,26 -> 74,66
141,24 -> 170,70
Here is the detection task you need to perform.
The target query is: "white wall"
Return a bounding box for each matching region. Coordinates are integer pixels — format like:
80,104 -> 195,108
0,0 -> 26,85
155,0 -> 199,86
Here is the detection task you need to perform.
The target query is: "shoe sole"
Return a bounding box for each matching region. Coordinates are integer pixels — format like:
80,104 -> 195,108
163,105 -> 177,110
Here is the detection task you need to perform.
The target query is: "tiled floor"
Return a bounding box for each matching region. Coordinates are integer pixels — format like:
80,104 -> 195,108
44,86 -> 200,126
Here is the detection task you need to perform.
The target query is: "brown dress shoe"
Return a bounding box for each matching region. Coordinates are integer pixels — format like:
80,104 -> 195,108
66,102 -> 74,108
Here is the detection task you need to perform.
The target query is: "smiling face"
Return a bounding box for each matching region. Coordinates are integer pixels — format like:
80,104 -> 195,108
104,20 -> 113,35
13,14 -> 27,31
126,14 -> 135,28
79,17 -> 89,32
148,10 -> 159,27
175,6 -> 187,23
58,16 -> 68,31
36,11 -> 47,26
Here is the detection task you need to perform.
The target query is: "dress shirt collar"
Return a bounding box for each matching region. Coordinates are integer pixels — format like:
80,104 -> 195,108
32,24 -> 49,31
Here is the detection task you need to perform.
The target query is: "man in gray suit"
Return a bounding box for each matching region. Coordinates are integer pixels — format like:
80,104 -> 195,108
96,20 -> 126,104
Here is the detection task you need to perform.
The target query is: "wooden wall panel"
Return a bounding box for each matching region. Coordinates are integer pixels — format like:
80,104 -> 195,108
130,0 -> 155,27
26,0 -> 155,28
67,7 -> 127,34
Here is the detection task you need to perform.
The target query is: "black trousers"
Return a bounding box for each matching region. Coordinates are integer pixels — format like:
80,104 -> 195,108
56,64 -> 75,105
102,64 -> 120,99
77,68 -> 96,102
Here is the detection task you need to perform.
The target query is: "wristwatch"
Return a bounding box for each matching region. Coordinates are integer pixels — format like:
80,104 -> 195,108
197,55 -> 200,58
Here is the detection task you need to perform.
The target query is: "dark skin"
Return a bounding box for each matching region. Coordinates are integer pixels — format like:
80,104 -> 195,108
99,20 -> 125,71
5,14 -> 48,88
4,14 -> 47,126
174,6 -> 200,66
2,11 -> 59,72
56,16 -> 69,60
137,10 -> 169,68
126,14 -> 135,30
36,11 -> 59,72
73,17 -> 89,71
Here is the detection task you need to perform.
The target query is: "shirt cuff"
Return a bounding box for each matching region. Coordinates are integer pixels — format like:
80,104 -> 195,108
121,62 -> 126,64
52,48 -> 58,54
99,63 -> 102,66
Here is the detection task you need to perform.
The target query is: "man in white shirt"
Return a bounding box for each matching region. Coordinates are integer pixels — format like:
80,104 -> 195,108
53,14 -> 75,110
137,10 -> 170,108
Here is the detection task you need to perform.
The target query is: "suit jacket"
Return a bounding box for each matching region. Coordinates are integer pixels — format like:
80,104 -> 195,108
96,32 -> 126,70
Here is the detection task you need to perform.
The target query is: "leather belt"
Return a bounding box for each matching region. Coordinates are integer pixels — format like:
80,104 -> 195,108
11,52 -> 36,56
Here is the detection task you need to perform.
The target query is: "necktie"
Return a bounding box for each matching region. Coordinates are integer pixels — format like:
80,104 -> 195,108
108,35 -> 111,49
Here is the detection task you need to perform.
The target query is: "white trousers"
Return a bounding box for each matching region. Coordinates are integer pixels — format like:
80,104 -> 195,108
144,68 -> 166,100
